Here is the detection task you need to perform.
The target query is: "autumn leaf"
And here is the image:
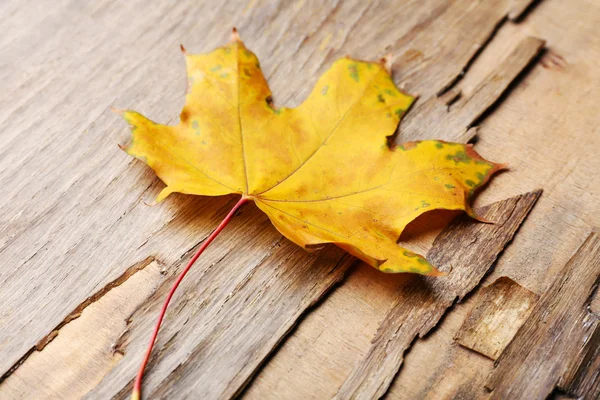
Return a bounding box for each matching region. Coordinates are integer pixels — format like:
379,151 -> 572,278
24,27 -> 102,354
117,29 -> 502,399
119,31 -> 500,276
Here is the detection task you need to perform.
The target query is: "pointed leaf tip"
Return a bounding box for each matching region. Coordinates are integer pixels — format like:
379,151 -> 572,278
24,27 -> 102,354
143,199 -> 158,207
109,106 -> 124,115
427,268 -> 448,277
380,53 -> 393,75
231,27 -> 241,42
180,44 -> 187,54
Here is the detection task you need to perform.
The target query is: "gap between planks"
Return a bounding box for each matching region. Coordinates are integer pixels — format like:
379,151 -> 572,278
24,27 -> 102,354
334,190 -> 542,399
0,1 -> 542,398
486,231 -> 600,400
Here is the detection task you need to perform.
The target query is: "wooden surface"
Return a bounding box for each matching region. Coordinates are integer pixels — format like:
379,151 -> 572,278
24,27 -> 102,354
334,190 -> 541,399
454,276 -> 539,360
487,232 -> 600,400
1,0 -> 600,399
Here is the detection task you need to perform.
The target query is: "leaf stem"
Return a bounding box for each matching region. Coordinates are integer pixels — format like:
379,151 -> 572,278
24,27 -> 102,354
132,195 -> 249,400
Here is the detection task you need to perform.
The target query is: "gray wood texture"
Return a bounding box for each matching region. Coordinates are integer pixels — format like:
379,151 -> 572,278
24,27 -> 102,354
2,0 -> 600,398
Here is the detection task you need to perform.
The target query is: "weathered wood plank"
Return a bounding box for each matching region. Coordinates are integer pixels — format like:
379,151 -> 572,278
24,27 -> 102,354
554,328 -> 600,399
0,259 -> 164,398
486,232 -> 600,400
334,190 -> 541,399
454,276 -> 538,360
0,0 -> 544,398
384,0 -> 600,394
98,238 -> 353,400
244,13 -> 544,398
401,36 -> 545,143
385,315 -> 493,400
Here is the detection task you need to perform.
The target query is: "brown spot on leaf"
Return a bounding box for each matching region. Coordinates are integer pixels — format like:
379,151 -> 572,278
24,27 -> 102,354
399,141 -> 418,151
180,110 -> 189,122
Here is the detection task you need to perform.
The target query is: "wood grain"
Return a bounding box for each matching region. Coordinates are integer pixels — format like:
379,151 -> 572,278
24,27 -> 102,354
244,5 -> 546,398
454,276 -> 538,360
0,1 -> 543,399
401,36 -> 545,143
486,232 -> 600,400
335,190 -> 541,399
0,259 -> 165,398
9,0 -> 600,399
384,0 -> 600,396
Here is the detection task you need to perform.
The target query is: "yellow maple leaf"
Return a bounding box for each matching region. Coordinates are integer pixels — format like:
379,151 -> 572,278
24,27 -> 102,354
118,31 -> 501,276
118,29 -> 505,399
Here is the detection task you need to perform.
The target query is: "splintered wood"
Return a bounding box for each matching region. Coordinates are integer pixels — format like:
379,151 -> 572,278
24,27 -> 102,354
0,1 -> 544,398
4,0 -> 600,398
454,277 -> 539,360
0,260 -> 165,398
402,36 -> 545,143
335,191 -> 541,399
486,232 -> 600,400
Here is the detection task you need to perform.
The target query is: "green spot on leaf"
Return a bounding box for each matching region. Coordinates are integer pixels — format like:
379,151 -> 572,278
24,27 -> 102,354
445,184 -> 455,189
348,63 -> 359,82
446,150 -> 471,164
436,142 -> 444,149
466,179 -> 476,187
192,120 -> 201,135
321,85 -> 329,96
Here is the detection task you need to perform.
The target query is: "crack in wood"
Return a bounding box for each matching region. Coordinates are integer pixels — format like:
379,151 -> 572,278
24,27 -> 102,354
0,258 -> 167,398
0,256 -> 160,385
486,232 -> 600,400
335,190 -> 542,399
0,1 -> 548,398
401,36 -> 545,143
